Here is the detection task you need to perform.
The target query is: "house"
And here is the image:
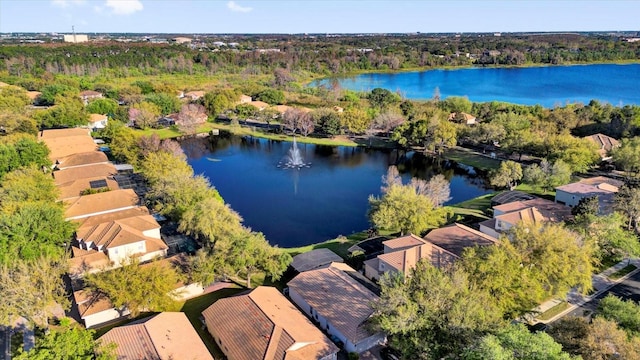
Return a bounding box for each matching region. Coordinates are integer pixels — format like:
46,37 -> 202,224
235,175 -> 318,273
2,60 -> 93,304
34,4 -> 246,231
184,90 -> 206,101
173,37 -> 192,44
64,189 -> 140,220
333,106 -> 344,113
38,128 -> 98,163
73,289 -> 129,328
584,133 -> 620,161
53,163 -> 118,186
239,94 -> 252,104
69,208 -> 168,275
291,248 -> 344,273
287,263 -> 386,354
26,91 -> 41,103
490,190 -> 536,207
448,112 -> 477,125
88,113 -> 108,130
423,223 -> 499,258
479,197 -> 572,238
79,90 -> 103,104
99,312 -> 213,360
57,176 -> 120,201
555,176 -> 623,214
202,286 -> 339,360
63,34 -> 89,43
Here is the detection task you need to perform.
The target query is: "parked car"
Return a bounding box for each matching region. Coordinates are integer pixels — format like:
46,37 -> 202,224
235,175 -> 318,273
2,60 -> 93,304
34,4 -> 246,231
527,322 -> 548,332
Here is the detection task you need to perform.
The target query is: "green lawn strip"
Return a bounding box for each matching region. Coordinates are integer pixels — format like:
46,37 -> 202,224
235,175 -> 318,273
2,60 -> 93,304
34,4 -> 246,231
442,147 -> 502,171
514,183 -> 556,199
180,286 -> 245,359
609,264 -> 638,280
283,232 -> 370,259
451,193 -> 497,212
10,331 -> 23,357
536,301 -> 571,321
594,257 -> 622,273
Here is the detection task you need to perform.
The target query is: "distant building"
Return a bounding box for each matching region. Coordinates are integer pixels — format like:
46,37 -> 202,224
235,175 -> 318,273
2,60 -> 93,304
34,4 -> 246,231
173,37 -> 192,44
448,112 -> 477,125
63,34 -> 89,43
583,133 -> 620,161
88,113 -> 108,130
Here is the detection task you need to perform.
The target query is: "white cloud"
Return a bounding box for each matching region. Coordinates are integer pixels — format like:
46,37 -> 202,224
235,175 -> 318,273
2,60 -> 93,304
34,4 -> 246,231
227,1 -> 252,13
105,0 -> 143,15
52,0 -> 85,8
94,5 -> 103,13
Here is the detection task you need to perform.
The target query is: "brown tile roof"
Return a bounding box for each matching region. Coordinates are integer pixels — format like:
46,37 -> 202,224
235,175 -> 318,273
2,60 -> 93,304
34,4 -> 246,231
73,289 -> 117,317
248,101 -> 270,110
377,244 -> 434,274
383,234 -> 427,251
578,176 -> 624,188
556,182 -> 616,197
99,312 -> 213,360
424,223 -> 499,257
79,90 -> 102,97
57,176 -> 120,201
68,247 -> 111,275
89,113 -> 107,122
448,112 -> 477,122
26,91 -> 41,100
53,163 -> 117,185
496,207 -> 546,225
519,198 -> 573,222
55,151 -> 109,170
584,133 -> 620,157
287,263 -> 380,344
76,215 -> 162,249
64,189 -> 139,220
202,286 -> 338,360
74,207 -> 151,229
38,129 -> 98,162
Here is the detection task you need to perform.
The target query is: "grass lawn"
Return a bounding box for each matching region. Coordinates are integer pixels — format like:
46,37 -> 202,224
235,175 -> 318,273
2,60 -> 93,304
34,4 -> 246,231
443,147 -> 502,171
210,122 -> 359,147
283,231 -> 371,259
537,301 -> 570,321
10,331 -> 23,357
609,264 -> 638,280
180,286 -> 245,359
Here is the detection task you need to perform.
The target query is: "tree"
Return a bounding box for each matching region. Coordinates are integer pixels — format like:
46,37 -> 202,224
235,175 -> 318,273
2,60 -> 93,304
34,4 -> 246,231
128,101 -> 160,129
0,256 -> 69,328
273,68 -> 294,87
213,230 -> 291,288
312,109 -> 341,137
615,185 -> 640,230
85,98 -> 118,116
178,197 -> 243,245
177,103 -> 207,135
572,196 -> 600,217
409,174 -> 451,207
256,89 -> 285,105
0,112 -> 38,136
612,137 -> 640,176
282,108 -> 307,134
85,259 -> 183,317
14,320 -> 116,360
38,84 -> 77,106
549,316 -> 640,360
598,295 -> 640,336
202,89 -> 240,117
145,93 -> 181,115
35,96 -> 88,128
463,324 -> 575,360
571,213 -> 640,267
368,88 -> 400,110
490,161 -> 523,190
0,202 -> 75,264
341,106 -> 371,134
368,181 -> 450,235
0,166 -> 59,210
372,110 -> 406,134
373,262 -> 504,359
463,222 -> 593,317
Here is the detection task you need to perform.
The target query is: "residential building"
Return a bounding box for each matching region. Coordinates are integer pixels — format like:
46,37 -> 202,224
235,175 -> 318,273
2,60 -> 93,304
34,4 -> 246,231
172,37 -> 192,44
479,197 -> 572,238
38,128 -> 98,163
69,207 -> 168,275
247,101 -> 270,111
202,286 -> 339,360
53,163 -> 117,186
73,289 -> 129,328
64,189 -> 140,220
99,312 -> 213,360
239,94 -> 252,104
448,112 -> 477,124
63,34 -> 89,43
53,151 -> 110,170
79,90 -> 103,104
184,90 -> 205,101
88,113 -> 108,130
291,248 -> 343,273
584,133 -> 620,161
57,176 -> 120,201
423,223 -> 499,258
555,176 -> 623,213
287,263 -> 386,354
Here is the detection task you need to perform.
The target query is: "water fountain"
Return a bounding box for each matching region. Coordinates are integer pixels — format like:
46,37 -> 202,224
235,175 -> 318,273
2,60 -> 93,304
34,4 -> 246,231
278,137 -> 310,169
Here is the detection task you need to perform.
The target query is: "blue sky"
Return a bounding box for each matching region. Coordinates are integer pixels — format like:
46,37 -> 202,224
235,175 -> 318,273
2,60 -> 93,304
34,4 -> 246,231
0,0 -> 637,34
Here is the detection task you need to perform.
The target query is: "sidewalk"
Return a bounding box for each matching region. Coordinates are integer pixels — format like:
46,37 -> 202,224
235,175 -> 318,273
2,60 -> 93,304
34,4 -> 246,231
530,258 -> 640,324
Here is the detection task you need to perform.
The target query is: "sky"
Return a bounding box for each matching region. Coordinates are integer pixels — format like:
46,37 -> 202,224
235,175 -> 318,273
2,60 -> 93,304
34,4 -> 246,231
0,0 -> 638,34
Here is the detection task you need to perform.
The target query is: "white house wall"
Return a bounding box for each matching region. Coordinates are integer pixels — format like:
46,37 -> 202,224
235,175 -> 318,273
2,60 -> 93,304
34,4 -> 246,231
83,307 -> 130,328
142,228 -> 161,239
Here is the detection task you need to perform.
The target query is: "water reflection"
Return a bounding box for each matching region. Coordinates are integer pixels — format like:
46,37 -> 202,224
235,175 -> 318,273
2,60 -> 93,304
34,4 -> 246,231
183,133 -> 491,247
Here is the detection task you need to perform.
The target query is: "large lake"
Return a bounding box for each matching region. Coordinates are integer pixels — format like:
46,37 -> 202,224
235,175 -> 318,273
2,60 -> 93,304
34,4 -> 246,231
183,135 -> 490,248
314,64 -> 640,107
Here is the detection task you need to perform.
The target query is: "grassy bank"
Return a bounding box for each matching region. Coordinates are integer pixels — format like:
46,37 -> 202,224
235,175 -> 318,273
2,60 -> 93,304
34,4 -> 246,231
283,231 -> 370,259
443,146 -> 502,171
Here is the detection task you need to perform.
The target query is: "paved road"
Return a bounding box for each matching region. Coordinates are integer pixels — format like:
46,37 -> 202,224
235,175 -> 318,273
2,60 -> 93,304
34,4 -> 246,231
0,326 -> 10,360
561,270 -> 640,320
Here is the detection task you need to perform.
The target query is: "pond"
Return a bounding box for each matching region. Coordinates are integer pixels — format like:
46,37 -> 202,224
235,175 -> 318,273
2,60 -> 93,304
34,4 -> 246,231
183,134 -> 491,248
313,64 -> 640,107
